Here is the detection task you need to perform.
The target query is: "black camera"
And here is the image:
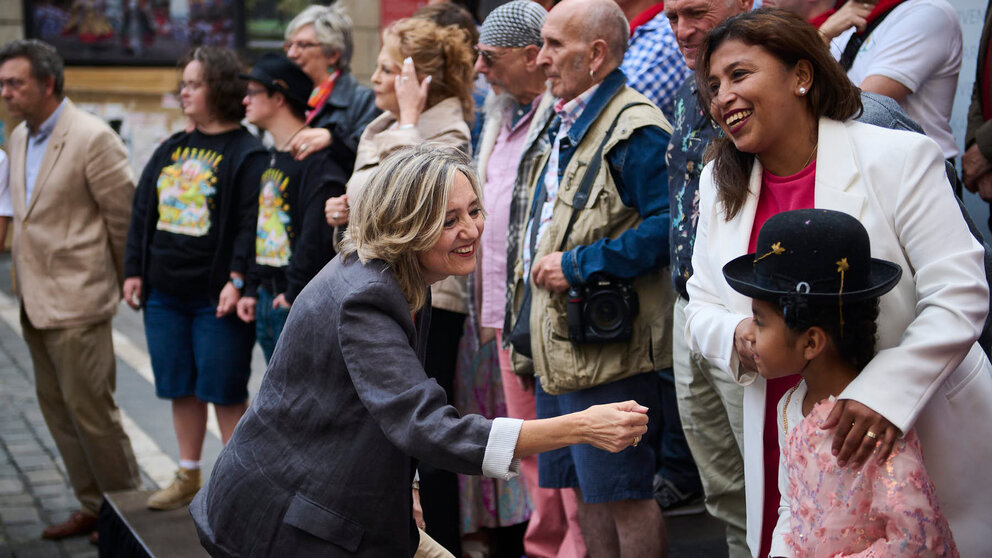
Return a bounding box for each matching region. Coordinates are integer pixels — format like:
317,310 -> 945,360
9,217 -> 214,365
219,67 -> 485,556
566,273 -> 639,344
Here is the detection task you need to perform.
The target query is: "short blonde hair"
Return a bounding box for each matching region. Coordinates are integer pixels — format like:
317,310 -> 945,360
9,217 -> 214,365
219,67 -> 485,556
382,17 -> 476,123
285,3 -> 354,73
339,144 -> 482,311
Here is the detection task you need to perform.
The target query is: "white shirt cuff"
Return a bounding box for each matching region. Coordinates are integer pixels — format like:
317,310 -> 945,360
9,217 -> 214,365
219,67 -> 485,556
482,417 -> 522,480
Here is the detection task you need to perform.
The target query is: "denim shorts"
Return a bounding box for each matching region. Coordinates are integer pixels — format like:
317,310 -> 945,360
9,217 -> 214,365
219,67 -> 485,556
535,371 -> 662,503
143,288 -> 255,405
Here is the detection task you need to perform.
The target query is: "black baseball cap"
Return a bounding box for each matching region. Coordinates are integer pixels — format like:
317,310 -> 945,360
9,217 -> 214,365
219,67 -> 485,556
239,53 -> 313,112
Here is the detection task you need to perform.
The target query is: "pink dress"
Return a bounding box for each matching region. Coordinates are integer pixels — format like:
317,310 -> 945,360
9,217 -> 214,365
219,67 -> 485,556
775,383 -> 958,557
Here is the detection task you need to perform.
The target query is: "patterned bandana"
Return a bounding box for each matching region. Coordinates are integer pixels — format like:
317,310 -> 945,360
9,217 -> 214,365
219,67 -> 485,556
479,0 -> 547,48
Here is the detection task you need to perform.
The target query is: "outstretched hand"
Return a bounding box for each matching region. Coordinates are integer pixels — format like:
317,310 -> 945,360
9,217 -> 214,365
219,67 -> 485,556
579,400 -> 649,453
821,399 -> 899,468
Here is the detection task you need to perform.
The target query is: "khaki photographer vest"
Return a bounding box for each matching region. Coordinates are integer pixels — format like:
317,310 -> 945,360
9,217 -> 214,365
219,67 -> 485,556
518,86 -> 676,395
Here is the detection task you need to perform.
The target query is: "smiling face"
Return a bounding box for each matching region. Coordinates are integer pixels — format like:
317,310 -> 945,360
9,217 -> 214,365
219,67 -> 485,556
747,299 -> 809,379
705,40 -> 812,162
370,46 -> 401,115
284,24 -> 340,83
664,0 -> 749,69
417,171 -> 485,285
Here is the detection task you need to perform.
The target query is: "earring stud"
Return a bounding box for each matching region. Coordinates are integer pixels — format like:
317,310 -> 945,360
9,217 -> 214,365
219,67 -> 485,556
799,87 -> 807,95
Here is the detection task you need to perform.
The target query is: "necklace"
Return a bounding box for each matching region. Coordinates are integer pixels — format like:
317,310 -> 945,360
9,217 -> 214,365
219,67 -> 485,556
801,142 -> 818,170
782,383 -> 801,434
270,124 -> 308,167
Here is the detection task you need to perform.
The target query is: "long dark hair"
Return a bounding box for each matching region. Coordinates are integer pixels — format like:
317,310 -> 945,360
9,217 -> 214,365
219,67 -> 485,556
695,9 -> 863,220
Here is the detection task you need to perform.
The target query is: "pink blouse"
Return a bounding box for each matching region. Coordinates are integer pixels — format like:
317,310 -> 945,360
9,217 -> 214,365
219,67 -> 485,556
775,384 -> 958,557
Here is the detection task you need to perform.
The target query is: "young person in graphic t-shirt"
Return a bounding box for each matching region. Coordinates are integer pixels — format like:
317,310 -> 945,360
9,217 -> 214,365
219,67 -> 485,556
123,46 -> 266,512
235,54 -> 346,361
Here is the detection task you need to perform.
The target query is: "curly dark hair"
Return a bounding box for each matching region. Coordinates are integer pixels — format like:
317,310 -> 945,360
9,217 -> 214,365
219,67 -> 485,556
179,46 -> 246,124
774,297 -> 880,372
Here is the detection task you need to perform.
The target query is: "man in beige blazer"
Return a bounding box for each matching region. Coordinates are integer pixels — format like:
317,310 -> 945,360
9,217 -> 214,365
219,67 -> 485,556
0,40 -> 139,542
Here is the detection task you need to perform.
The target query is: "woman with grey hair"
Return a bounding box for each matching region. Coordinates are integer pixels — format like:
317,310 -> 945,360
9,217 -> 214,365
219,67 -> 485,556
282,2 -> 379,174
190,144 -> 650,557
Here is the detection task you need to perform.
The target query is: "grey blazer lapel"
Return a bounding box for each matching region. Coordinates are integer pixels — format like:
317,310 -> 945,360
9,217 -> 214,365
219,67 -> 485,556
25,104 -> 72,217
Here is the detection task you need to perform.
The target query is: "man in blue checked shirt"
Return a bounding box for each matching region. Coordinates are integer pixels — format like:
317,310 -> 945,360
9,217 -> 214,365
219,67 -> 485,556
617,0 -> 691,120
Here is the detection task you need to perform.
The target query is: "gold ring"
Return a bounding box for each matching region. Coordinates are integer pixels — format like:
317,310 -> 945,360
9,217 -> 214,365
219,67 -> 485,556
865,431 -> 878,440
632,435 -> 640,447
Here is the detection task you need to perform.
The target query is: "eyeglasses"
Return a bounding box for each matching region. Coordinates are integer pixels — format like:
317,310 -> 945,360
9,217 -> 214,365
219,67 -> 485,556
245,87 -> 268,98
178,80 -> 204,91
283,40 -> 322,52
0,77 -> 27,90
476,47 -> 518,68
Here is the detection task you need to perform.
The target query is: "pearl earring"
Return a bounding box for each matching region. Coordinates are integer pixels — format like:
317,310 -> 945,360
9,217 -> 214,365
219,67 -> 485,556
799,87 -> 807,95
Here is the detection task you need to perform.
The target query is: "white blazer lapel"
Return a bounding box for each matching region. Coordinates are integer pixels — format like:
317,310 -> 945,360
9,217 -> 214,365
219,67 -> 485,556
814,118 -> 866,218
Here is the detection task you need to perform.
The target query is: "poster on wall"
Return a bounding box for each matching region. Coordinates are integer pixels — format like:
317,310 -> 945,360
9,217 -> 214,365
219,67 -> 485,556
23,0 -> 245,66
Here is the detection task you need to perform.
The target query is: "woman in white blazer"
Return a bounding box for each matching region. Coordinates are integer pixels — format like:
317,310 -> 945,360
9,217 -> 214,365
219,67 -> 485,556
684,10 -> 992,557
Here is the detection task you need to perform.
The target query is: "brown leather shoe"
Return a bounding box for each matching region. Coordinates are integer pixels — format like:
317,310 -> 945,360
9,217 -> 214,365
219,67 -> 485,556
41,510 -> 98,540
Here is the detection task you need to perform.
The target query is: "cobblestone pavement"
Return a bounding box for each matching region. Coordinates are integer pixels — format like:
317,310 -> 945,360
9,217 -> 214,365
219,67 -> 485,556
0,250 -> 729,557
0,315 -> 110,558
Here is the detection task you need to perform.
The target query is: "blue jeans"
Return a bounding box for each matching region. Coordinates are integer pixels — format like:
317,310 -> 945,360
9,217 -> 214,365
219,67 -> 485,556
535,372 -> 661,503
256,287 -> 290,363
143,288 -> 254,404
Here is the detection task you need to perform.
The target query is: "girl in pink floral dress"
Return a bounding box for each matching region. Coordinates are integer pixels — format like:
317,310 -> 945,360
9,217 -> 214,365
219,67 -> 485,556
723,209 -> 959,557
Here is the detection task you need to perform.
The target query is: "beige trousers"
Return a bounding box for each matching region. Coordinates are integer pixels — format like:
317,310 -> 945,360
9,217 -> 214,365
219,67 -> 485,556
673,297 -> 749,558
21,307 -> 140,515
416,528 -> 456,558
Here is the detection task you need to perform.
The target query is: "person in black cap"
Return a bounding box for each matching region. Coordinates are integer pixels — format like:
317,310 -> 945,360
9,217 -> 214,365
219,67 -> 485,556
723,208 -> 959,556
235,53 -> 347,361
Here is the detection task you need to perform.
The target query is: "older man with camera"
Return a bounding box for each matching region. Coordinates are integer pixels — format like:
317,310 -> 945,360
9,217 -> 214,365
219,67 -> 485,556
505,0 -> 675,554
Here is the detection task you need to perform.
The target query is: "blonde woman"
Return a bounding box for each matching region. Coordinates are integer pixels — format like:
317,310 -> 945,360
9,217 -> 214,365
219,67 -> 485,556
190,145 -> 650,557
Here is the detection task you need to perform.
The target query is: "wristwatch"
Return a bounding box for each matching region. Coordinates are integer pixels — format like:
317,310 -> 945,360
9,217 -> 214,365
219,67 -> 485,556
229,277 -> 245,292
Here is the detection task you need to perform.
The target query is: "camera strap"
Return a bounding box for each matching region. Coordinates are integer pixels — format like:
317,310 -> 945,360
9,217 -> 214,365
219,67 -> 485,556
558,101 -> 653,250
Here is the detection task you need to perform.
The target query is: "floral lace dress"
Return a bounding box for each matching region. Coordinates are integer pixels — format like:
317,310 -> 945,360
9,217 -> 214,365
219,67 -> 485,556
773,383 -> 958,557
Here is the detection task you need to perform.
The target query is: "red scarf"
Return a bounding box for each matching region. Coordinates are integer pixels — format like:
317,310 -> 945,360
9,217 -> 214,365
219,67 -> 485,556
629,2 -> 665,34
808,0 -> 906,29
304,70 -> 340,125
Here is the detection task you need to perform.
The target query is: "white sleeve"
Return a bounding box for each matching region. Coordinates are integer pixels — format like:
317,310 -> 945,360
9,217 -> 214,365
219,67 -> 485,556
684,164 -> 756,385
853,4 -> 961,92
842,134 -> 987,433
0,150 -> 12,218
482,417 -> 522,480
770,396 -> 794,558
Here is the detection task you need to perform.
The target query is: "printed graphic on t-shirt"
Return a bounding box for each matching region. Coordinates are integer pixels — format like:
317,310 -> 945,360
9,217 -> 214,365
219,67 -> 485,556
156,147 -> 221,236
256,168 -> 292,267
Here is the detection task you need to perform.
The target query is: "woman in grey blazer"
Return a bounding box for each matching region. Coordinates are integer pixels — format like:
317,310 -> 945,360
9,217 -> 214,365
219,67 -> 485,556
190,145 -> 650,557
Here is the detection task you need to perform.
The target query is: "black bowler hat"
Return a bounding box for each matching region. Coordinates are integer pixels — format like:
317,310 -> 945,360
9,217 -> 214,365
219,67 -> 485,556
239,53 -> 313,112
722,209 -> 901,302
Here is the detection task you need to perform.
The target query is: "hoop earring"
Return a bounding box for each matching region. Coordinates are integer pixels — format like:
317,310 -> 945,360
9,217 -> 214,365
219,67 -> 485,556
799,87 -> 807,95
589,69 -> 595,81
